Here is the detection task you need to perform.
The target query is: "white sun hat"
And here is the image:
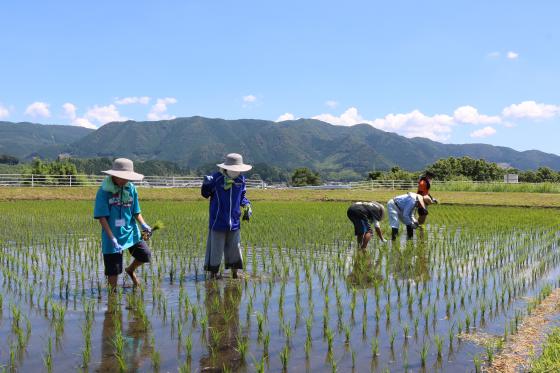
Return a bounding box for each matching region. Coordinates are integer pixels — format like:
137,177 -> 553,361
101,158 -> 144,181
217,153 -> 252,172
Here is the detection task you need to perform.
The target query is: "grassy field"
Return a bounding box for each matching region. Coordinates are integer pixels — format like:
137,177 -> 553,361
2,186 -> 560,207
531,328 -> 560,372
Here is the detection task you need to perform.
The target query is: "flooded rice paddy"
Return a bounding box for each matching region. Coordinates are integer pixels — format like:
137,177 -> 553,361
0,200 -> 559,372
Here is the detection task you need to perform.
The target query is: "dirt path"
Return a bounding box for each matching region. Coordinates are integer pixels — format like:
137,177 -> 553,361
485,288 -> 560,372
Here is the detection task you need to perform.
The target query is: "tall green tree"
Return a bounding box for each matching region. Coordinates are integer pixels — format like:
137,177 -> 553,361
291,168 -> 321,186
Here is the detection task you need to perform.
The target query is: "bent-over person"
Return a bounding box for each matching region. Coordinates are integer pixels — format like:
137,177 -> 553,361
387,192 -> 432,240
347,201 -> 387,249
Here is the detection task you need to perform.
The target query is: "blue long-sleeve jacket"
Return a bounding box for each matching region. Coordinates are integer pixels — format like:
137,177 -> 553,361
201,171 -> 250,231
393,193 -> 418,226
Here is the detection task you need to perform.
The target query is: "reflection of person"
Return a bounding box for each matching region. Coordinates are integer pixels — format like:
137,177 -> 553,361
388,241 -> 430,282
100,295 -> 152,372
346,201 -> 387,249
387,193 -> 433,240
346,250 -> 383,287
93,158 -> 153,290
99,297 -> 121,372
200,281 -> 243,371
202,153 -> 252,279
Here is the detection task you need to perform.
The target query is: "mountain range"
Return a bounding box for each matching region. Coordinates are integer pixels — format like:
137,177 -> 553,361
2,117 -> 559,178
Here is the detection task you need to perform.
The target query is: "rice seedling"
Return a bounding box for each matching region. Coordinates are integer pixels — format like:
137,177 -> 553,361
420,340 -> 429,367
42,338 -> 53,373
279,344 -> 290,371
371,336 -> 379,357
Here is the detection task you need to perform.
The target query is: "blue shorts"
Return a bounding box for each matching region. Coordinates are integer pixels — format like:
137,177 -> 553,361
347,207 -> 372,236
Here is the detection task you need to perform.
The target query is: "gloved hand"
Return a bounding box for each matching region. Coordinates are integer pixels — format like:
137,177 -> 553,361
111,237 -> 124,252
141,223 -> 152,240
203,175 -> 213,185
242,204 -> 252,221
381,238 -> 388,243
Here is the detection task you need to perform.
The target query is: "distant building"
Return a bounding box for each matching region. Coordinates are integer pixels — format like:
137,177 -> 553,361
504,174 -> 519,183
57,153 -> 71,161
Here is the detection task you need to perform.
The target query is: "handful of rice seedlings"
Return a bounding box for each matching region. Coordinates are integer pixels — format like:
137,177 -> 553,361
142,220 -> 165,241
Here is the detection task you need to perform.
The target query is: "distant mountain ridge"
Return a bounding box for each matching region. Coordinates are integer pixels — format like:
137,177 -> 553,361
2,117 -> 560,177
0,121 -> 93,159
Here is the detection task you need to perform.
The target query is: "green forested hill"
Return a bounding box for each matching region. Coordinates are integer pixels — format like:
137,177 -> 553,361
0,121 -> 93,158
4,117 -> 560,178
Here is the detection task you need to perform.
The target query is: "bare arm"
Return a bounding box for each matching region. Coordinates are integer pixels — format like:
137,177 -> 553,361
374,226 -> 385,241
98,217 -> 115,240
134,213 -> 146,226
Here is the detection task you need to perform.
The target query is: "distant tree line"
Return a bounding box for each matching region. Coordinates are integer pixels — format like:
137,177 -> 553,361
369,157 -> 560,183
2,155 -> 560,185
0,154 -> 19,165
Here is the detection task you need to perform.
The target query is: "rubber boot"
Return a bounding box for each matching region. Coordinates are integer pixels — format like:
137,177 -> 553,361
406,225 -> 414,239
391,228 -> 399,240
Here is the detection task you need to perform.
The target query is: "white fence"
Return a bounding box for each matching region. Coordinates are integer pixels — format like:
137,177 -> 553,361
0,174 -> 266,189
0,175 -> 554,191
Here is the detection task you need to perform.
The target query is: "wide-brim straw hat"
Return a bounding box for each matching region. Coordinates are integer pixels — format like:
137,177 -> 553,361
102,158 -> 144,181
217,153 -> 252,172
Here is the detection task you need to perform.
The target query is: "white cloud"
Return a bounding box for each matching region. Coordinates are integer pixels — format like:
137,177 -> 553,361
0,104 -> 9,119
115,96 -> 151,105
243,95 -> 257,103
470,126 -> 497,138
147,97 -> 177,121
62,102 -> 77,119
313,107 -> 364,127
313,107 -> 455,141
276,113 -> 296,122
507,51 -> 519,60
85,104 -> 127,125
502,101 -> 560,119
62,102 -> 97,129
453,105 -> 501,125
371,111 -> 455,141
325,100 -> 338,108
25,102 -> 51,118
73,117 -> 97,129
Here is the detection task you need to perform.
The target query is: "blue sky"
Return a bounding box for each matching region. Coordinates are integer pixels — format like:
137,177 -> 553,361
1,0 -> 559,154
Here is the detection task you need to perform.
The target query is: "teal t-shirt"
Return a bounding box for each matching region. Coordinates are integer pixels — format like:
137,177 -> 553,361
93,182 -> 142,254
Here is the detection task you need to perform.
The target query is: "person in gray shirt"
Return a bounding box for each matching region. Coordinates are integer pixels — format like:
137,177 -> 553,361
347,201 -> 387,250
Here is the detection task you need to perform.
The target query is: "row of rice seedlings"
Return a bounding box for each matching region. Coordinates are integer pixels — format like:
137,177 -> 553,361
1,201 -> 559,371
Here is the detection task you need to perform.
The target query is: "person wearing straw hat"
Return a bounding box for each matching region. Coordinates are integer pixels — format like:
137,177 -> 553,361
201,153 -> 252,279
93,158 -> 153,290
387,192 -> 433,240
346,201 -> 388,250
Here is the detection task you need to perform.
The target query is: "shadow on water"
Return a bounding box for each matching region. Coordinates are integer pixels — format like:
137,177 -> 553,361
99,293 -> 153,372
199,280 -> 246,373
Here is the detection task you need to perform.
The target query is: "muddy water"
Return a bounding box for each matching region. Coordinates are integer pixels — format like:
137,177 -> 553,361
1,244 -> 556,373
1,203 -> 559,372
